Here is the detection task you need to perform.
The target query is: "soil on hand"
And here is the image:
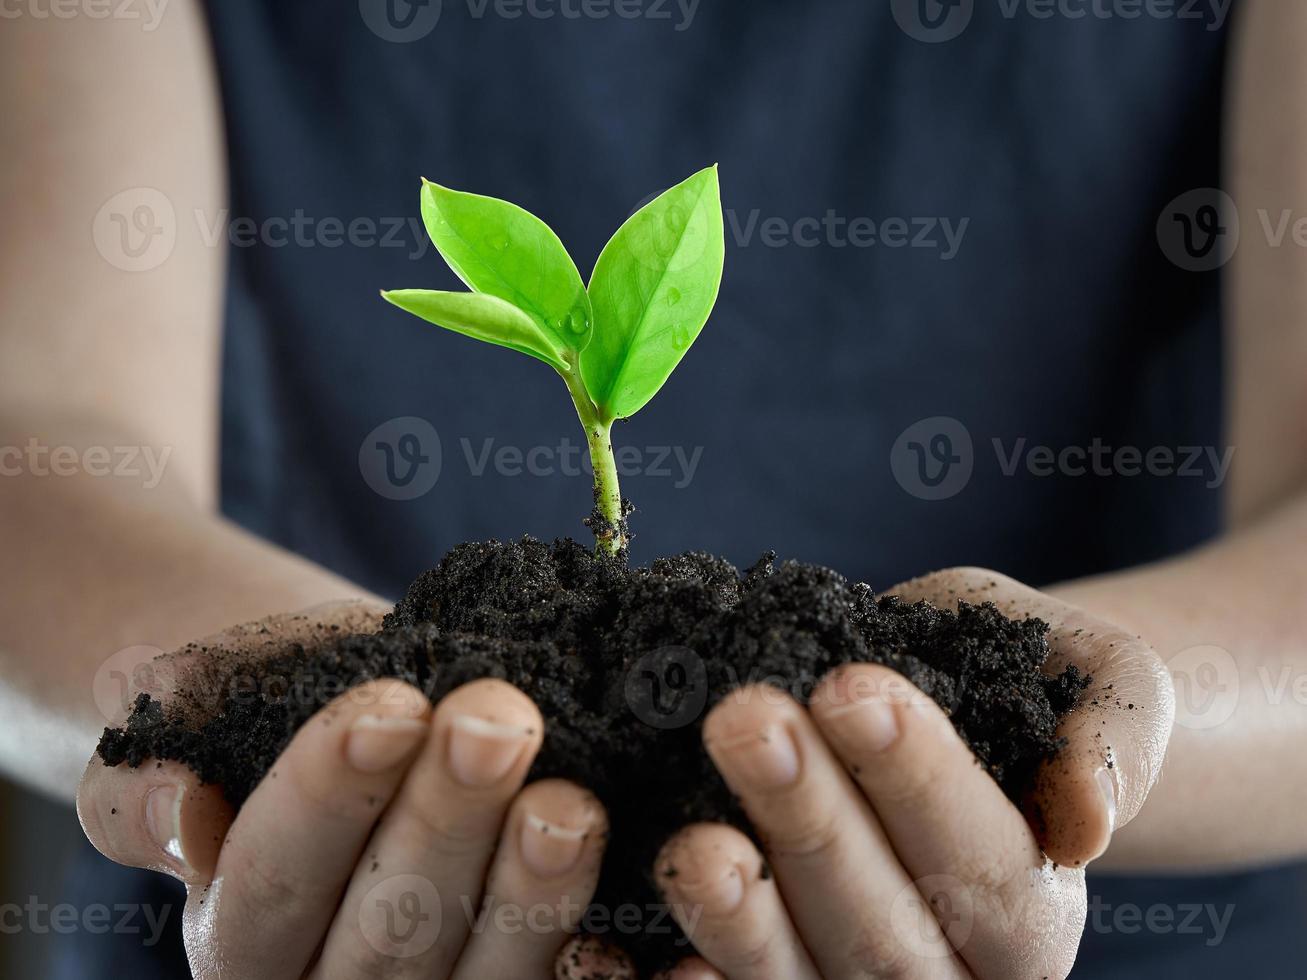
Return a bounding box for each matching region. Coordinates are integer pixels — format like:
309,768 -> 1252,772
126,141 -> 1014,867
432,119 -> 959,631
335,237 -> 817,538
99,537 -> 1088,971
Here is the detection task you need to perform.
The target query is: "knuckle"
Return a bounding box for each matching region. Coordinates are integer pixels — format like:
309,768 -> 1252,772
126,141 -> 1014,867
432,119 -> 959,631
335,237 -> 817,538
707,684 -> 795,729
225,847 -> 307,927
953,848 -> 1016,898
345,679 -> 430,718
979,867 -> 1085,970
719,928 -> 780,972
764,808 -> 843,863
290,764 -> 388,825
395,795 -> 493,856
845,926 -> 917,979
873,751 -> 944,809
444,676 -> 540,719
337,937 -> 406,979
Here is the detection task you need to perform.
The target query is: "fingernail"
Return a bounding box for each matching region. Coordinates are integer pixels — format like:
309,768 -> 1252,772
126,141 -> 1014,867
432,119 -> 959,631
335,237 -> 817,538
144,784 -> 190,875
710,723 -> 800,790
1096,767 -> 1117,834
446,713 -> 534,788
521,812 -> 589,878
346,714 -> 428,773
823,695 -> 900,751
671,864 -> 745,916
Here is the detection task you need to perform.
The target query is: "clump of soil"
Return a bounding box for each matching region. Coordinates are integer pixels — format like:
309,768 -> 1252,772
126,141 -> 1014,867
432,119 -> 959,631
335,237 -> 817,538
99,537 -> 1087,971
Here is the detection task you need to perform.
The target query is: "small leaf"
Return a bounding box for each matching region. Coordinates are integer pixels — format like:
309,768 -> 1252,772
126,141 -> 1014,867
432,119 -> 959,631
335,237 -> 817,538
381,289 -> 568,372
581,165 -> 724,421
420,180 -> 593,354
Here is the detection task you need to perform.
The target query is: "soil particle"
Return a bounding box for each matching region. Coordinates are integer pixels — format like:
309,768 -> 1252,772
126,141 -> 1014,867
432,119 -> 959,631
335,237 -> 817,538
98,536 -> 1087,971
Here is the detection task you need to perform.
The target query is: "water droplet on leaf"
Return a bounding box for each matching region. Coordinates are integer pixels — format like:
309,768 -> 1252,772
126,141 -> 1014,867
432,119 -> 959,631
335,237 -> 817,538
666,288 -> 682,306
566,311 -> 587,334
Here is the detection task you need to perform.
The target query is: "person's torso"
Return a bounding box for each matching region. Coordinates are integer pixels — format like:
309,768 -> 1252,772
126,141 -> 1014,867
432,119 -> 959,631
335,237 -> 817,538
61,2 -> 1307,976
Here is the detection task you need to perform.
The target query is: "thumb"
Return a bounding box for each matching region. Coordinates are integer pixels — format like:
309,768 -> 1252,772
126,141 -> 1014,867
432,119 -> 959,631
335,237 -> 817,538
885,567 -> 1175,867
77,756 -> 234,885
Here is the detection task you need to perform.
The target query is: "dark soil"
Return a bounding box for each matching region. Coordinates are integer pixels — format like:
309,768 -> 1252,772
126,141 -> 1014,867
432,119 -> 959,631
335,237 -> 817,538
98,537 -> 1087,972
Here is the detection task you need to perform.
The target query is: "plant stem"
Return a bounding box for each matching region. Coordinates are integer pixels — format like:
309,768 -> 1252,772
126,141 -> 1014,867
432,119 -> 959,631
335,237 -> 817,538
561,361 -> 626,556
585,419 -> 626,555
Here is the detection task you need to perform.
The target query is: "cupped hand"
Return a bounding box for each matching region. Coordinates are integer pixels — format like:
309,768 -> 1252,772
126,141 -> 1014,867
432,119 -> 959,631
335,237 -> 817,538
652,568 -> 1175,980
77,602 -> 629,980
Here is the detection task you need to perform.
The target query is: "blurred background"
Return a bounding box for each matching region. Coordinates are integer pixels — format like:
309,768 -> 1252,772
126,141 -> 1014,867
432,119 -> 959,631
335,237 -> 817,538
4,1 -> 1305,977
1,785 -> 86,974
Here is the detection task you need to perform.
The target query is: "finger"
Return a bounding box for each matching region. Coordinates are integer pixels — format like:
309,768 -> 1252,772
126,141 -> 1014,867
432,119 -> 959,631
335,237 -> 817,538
189,679 -> 431,980
655,823 -> 820,980
652,957 -> 725,980
555,935 -> 637,979
77,757 -> 234,885
703,684 -> 965,980
886,567 -> 1173,866
812,664 -> 1085,980
151,600 -> 391,727
315,679 -> 543,978
452,779 -> 608,980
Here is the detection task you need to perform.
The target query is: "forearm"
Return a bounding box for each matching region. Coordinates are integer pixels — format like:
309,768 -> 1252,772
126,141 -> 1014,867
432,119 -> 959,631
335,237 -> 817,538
0,418 -> 378,802
1048,492 -> 1307,871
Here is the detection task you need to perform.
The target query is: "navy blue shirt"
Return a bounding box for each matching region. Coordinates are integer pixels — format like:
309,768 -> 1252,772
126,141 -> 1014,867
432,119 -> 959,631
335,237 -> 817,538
59,1 -> 1307,975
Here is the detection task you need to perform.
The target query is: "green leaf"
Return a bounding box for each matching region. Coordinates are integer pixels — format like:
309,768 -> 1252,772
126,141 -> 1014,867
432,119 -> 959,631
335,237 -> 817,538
381,289 -> 569,372
580,165 -> 724,421
420,180 -> 592,355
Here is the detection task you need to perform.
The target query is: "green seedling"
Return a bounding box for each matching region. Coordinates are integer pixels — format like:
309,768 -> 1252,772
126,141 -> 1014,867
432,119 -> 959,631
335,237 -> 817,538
382,166 -> 725,556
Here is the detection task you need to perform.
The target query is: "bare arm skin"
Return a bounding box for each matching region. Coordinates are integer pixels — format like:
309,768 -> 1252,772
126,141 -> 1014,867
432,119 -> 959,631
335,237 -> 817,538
0,2 -> 371,800
1052,0 -> 1307,871
622,6 -> 1307,976
3,14 -> 631,977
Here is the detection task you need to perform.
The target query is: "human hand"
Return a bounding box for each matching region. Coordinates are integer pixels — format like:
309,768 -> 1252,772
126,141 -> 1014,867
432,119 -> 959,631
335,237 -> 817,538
77,602 -> 625,979
651,568 -> 1174,980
